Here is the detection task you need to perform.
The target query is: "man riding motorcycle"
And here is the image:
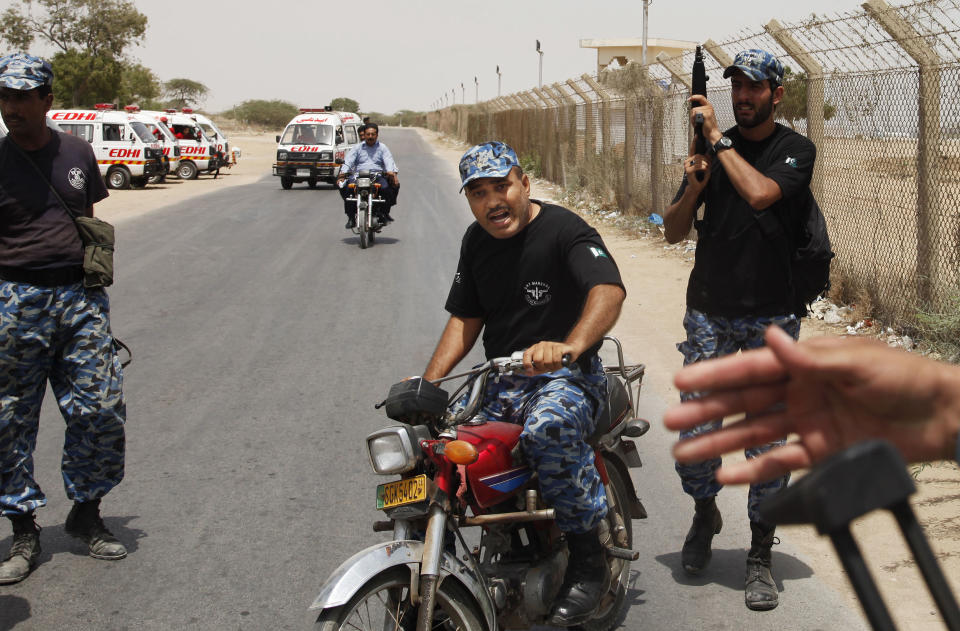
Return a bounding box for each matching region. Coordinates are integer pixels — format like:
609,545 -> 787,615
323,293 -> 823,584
420,141 -> 627,627
337,123 -> 399,228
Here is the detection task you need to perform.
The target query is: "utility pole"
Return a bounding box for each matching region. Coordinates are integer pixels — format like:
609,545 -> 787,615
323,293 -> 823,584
461,82 -> 465,104
642,0 -> 650,65
536,40 -> 544,88
496,65 -> 502,97
474,76 -> 479,103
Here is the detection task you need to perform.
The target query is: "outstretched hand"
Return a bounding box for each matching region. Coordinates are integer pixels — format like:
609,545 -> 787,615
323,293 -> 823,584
664,326 -> 960,485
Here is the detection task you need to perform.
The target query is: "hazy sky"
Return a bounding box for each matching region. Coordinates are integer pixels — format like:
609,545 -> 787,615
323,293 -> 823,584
113,0 -> 863,114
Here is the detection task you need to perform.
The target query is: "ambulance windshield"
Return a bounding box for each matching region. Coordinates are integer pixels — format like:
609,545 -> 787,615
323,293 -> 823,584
281,124 -> 334,146
130,121 -> 155,143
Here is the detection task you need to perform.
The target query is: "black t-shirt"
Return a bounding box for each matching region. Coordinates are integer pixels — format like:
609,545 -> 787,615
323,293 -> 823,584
0,131 -> 107,269
673,123 -> 816,316
445,202 -> 624,360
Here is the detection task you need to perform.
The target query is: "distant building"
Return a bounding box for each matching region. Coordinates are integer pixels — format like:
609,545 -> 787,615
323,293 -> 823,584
579,38 -> 698,74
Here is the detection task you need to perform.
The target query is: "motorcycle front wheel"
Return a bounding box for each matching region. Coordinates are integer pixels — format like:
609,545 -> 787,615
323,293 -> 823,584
314,567 -> 486,631
358,198 -> 370,249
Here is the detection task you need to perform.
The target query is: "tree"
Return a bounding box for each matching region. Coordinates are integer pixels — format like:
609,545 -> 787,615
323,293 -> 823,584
164,78 -> 209,109
0,0 -> 147,107
118,63 -> 161,108
778,67 -> 837,131
330,97 -> 360,113
222,99 -> 299,129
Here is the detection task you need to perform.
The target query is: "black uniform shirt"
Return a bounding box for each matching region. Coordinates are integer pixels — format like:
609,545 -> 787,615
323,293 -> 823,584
673,123 -> 816,316
0,132 -> 107,269
445,202 -> 624,360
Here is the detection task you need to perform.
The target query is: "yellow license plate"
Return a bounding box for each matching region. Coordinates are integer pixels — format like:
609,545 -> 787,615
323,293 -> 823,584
377,475 -> 428,510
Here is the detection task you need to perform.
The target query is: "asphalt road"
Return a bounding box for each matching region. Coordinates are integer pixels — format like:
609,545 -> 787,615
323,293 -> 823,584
0,129 -> 868,630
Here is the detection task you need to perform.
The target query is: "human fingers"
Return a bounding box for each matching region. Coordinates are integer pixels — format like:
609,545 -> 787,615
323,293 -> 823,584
671,411 -> 792,463
714,442 -> 814,485
673,345 -> 787,394
664,383 -> 787,432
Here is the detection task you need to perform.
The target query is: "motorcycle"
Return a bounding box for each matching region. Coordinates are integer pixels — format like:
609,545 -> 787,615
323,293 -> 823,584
345,170 -> 388,249
310,336 -> 650,631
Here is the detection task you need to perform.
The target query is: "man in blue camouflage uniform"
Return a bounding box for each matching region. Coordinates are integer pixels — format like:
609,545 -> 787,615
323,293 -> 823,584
423,141 -> 626,626
0,53 -> 127,585
663,49 -> 818,610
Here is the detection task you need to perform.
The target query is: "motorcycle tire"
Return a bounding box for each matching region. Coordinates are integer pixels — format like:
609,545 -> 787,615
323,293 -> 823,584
358,197 -> 370,249
581,456 -> 634,631
314,567 -> 485,631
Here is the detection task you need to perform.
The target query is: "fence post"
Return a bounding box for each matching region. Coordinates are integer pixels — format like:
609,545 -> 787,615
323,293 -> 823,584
582,74 -> 612,156
567,79 -> 596,161
766,19 -> 826,201
551,83 -> 577,189
864,0 -> 947,308
624,94 -> 637,213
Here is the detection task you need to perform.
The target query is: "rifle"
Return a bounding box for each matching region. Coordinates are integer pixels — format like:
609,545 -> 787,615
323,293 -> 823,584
691,45 -> 708,182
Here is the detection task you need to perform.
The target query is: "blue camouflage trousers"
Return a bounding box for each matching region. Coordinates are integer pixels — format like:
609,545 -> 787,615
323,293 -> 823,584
0,280 -> 126,517
675,308 -> 800,523
463,356 -> 608,534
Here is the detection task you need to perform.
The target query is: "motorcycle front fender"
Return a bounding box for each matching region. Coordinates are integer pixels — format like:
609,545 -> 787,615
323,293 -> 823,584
309,539 -> 497,630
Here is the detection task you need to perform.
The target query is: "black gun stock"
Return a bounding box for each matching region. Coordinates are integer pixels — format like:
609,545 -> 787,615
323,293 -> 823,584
691,45 -> 709,182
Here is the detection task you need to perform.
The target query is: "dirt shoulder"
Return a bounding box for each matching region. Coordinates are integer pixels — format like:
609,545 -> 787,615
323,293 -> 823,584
100,128 -> 960,630
418,128 -> 959,631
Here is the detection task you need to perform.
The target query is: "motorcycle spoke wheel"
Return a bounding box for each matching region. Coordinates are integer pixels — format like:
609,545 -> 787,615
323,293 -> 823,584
315,567 -> 484,631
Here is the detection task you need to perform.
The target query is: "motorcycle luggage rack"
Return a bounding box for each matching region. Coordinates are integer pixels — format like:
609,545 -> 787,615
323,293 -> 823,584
600,336 -> 645,417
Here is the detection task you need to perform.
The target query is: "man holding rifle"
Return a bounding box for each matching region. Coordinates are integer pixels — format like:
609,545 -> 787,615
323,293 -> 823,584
662,48 -> 817,611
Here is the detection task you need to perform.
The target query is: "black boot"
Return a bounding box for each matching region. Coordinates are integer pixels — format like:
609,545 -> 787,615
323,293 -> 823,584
681,496 -> 722,574
65,499 -> 127,560
548,528 -> 611,627
345,217 -> 356,229
0,513 -> 41,585
745,520 -> 779,611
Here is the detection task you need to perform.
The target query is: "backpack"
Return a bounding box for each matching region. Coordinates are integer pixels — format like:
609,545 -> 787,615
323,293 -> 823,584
757,189 -> 834,317
786,191 -> 834,316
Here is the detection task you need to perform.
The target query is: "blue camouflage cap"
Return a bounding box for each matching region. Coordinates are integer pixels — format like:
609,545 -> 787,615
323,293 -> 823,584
723,49 -> 784,86
458,141 -> 520,192
0,53 -> 54,91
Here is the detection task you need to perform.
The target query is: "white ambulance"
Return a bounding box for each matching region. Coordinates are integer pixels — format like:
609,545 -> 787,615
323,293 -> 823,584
151,109 -> 218,179
272,108 -> 363,189
182,109 -> 240,167
123,105 -> 180,183
49,104 -> 165,189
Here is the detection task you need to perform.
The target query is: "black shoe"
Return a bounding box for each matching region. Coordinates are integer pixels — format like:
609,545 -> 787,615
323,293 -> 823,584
65,499 -> 127,560
345,218 -> 356,229
745,521 -> 779,610
383,213 -> 394,223
681,496 -> 722,574
548,528 -> 611,627
0,514 -> 41,584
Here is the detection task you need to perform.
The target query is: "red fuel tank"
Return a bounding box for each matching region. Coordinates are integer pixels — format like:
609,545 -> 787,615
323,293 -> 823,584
457,421 -> 533,509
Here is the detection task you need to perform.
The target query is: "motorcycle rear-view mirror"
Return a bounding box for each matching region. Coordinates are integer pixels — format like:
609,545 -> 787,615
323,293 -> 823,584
335,157 -> 344,165
275,135 -> 280,143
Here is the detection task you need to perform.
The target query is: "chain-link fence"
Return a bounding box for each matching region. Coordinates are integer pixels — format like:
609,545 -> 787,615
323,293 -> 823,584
427,0 -> 960,335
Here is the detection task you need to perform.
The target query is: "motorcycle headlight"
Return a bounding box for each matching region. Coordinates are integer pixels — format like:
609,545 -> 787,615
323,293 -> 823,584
357,177 -> 371,188
278,151 -> 288,161
366,425 -> 429,475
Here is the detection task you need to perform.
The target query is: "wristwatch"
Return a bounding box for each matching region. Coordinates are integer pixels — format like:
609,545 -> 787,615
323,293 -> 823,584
711,136 -> 734,155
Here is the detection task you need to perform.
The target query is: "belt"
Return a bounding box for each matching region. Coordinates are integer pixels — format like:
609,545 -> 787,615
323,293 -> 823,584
0,265 -> 84,287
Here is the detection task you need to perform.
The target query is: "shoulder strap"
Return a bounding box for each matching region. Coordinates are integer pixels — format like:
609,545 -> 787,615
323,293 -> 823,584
7,135 -> 81,220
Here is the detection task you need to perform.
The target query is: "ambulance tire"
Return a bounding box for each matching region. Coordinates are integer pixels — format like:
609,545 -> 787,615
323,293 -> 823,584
107,167 -> 131,190
177,161 -> 199,180
281,177 -> 293,190
308,178 -> 318,189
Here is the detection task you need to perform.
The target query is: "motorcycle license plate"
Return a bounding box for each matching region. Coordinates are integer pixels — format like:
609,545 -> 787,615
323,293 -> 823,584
296,168 -> 311,176
377,475 -> 427,510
